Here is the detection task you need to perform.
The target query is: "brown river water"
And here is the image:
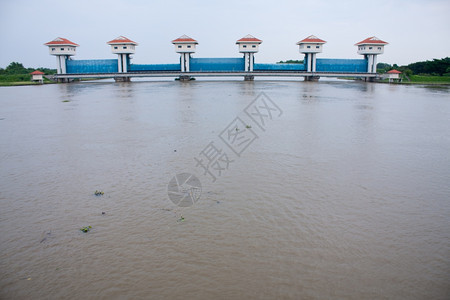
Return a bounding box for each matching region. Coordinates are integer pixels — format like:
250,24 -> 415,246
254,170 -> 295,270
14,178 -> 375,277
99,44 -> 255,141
0,79 -> 449,299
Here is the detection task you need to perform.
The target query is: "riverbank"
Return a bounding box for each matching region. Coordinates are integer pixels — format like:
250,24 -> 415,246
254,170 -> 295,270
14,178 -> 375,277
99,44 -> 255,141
0,78 -> 105,87
0,81 -> 53,87
405,75 -> 450,84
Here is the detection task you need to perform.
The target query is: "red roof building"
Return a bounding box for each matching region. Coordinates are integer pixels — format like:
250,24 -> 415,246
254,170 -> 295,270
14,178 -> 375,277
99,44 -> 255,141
107,36 -> 138,45
297,35 -> 326,44
297,35 -> 326,60
236,34 -> 262,43
387,69 -> 402,74
44,37 -> 79,47
355,36 -> 388,74
355,36 -> 388,46
30,70 -> 44,83
172,35 -> 198,44
236,34 -> 262,57
385,69 -> 402,82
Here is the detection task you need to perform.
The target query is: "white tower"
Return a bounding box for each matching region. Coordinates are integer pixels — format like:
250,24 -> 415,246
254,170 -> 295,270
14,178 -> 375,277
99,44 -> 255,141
355,36 -> 388,73
297,35 -> 326,72
236,34 -> 262,72
44,37 -> 79,74
107,36 -> 138,73
172,35 -> 198,72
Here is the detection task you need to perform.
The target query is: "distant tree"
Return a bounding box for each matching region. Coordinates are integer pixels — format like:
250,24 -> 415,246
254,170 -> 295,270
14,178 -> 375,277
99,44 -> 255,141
445,66 -> 450,75
376,62 -> 391,73
406,57 -> 450,76
1,62 -> 56,75
5,62 -> 28,74
277,60 -> 304,64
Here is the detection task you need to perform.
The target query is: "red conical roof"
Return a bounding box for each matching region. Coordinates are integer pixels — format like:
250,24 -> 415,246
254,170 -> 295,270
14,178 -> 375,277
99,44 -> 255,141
44,37 -> 79,46
297,35 -> 326,44
30,70 -> 45,75
387,69 -> 401,74
107,36 -> 138,45
355,36 -> 388,46
172,35 -> 198,44
236,34 -> 262,43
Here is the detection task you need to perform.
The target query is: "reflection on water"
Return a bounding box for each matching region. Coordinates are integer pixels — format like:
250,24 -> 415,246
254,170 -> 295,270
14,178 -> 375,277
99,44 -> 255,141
0,79 -> 449,299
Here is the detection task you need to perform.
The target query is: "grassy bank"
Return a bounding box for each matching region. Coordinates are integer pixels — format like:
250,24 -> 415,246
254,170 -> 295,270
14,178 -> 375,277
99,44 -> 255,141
406,75 -> 450,84
0,81 -> 54,86
0,74 -> 56,86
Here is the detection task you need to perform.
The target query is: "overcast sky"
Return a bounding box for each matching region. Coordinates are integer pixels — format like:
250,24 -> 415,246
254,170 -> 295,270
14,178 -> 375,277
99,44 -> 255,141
1,0 -> 449,69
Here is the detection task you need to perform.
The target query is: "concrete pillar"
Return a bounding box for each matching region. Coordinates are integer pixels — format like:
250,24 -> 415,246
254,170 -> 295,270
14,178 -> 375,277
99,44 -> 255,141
249,53 -> 254,72
307,54 -> 312,72
179,75 -> 191,81
117,55 -> 123,73
367,55 -> 373,73
245,53 -> 248,72
372,55 -> 377,73
180,54 -> 185,72
312,53 -> 317,72
185,53 -> 190,72
56,57 -> 61,74
60,56 -> 67,74
122,54 -> 128,73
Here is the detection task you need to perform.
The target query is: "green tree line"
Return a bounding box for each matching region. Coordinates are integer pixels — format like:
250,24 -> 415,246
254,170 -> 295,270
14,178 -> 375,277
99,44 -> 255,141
277,60 -> 304,64
0,62 -> 56,82
0,62 -> 56,75
377,57 -> 450,76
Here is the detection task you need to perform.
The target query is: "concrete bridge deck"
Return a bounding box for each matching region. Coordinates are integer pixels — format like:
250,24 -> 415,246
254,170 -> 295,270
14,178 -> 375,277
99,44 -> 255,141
53,71 -> 378,80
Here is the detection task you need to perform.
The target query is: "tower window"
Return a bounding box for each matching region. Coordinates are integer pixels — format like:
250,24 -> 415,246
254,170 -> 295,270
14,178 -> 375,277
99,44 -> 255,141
369,47 -> 372,50
243,45 -> 247,48
60,48 -> 64,50
187,45 -> 191,48
252,45 -> 256,48
316,46 -> 320,48
378,47 -> 381,50
307,46 -> 311,48
123,46 -> 127,49
52,48 -> 55,51
178,45 -> 182,48
114,46 -> 118,49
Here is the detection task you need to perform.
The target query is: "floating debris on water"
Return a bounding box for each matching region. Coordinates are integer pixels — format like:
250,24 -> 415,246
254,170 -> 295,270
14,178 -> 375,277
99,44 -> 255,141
62,100 -> 70,103
177,215 -> 185,222
94,190 -> 104,196
80,226 -> 92,233
246,125 -> 252,129
101,212 -> 106,215
40,231 -> 52,243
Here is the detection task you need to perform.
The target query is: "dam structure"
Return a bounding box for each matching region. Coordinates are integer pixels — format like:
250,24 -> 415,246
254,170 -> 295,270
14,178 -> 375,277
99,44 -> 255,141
44,35 -> 388,82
